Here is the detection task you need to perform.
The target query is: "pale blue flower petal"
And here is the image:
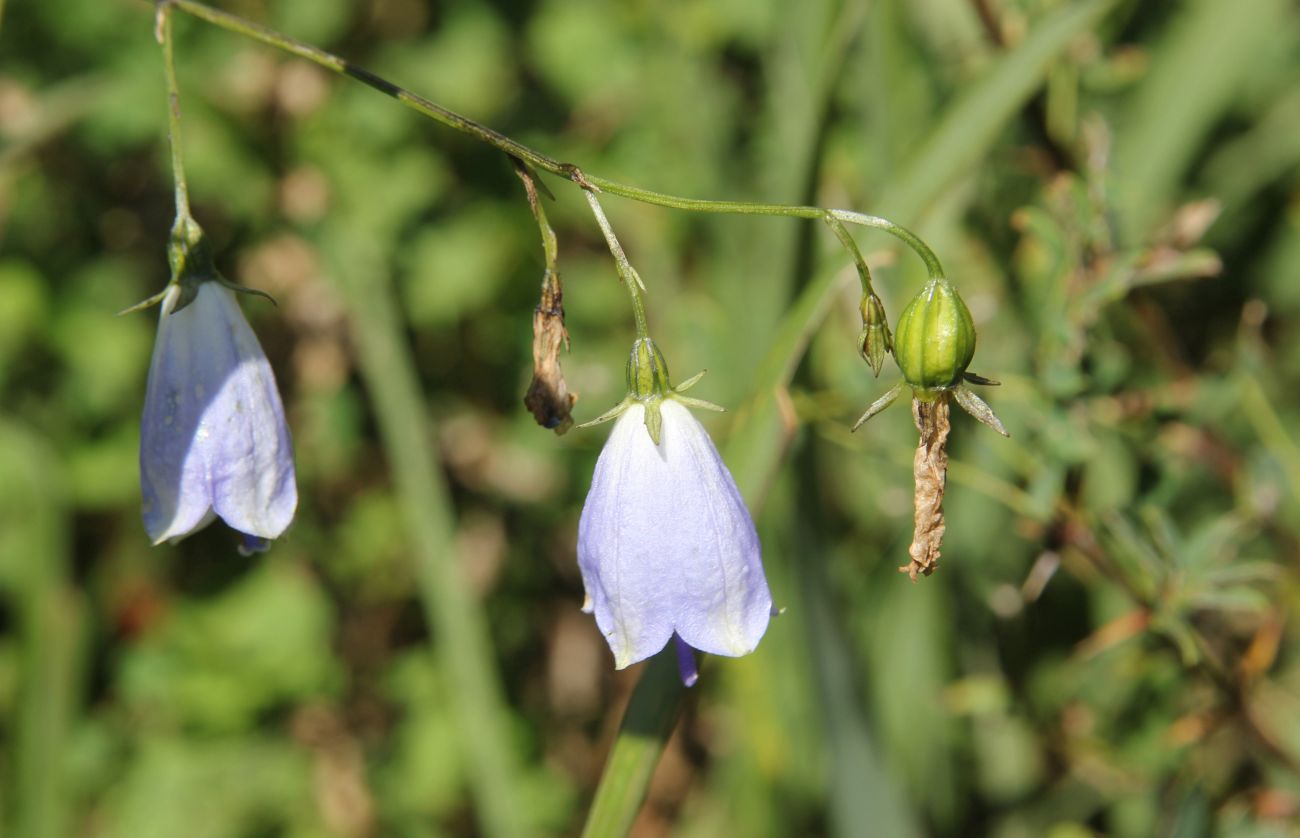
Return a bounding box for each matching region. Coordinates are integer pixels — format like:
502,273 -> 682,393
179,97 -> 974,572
577,400 -> 772,669
577,403 -> 676,667
140,282 -> 297,545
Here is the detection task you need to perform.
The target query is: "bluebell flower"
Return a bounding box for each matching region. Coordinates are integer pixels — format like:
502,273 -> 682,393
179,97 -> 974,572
577,339 -> 772,679
139,278 -> 297,550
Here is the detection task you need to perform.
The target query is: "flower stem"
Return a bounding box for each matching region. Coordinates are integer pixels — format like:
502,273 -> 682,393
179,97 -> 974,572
825,215 -> 877,297
828,209 -> 944,278
162,0 -> 945,279
583,190 -> 650,339
155,3 -> 191,223
581,648 -> 685,838
3,424 -> 81,838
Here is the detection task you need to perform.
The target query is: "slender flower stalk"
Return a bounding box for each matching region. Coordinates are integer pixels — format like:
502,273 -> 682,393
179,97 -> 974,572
584,191 -> 650,339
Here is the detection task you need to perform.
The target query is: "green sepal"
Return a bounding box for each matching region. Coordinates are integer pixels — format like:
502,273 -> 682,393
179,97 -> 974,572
672,395 -> 725,413
116,287 -> 171,317
592,341 -> 729,444
215,275 -> 278,307
953,385 -> 1008,436
672,370 -> 723,411
851,381 -> 905,431
576,398 -> 632,430
674,369 -> 707,393
643,399 -> 663,444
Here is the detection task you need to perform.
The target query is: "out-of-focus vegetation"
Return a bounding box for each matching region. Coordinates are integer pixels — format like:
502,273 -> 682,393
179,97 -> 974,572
3,0 -> 1300,835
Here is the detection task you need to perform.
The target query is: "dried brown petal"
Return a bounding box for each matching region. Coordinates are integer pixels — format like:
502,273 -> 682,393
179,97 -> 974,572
902,394 -> 950,581
523,269 -> 577,434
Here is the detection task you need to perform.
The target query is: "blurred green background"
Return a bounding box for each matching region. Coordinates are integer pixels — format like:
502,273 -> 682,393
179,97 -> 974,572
3,0 -> 1300,835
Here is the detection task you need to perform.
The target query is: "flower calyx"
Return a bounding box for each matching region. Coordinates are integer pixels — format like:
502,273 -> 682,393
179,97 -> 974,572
119,215 -> 276,318
577,337 -> 724,444
626,336 -> 672,400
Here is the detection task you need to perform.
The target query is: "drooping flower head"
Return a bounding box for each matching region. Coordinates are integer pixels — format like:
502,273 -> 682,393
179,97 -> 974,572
137,218 -> 297,552
577,338 -> 772,681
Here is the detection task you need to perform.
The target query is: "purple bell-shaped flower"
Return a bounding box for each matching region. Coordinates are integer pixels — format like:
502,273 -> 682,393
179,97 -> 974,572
577,339 -> 772,680
139,275 -> 297,551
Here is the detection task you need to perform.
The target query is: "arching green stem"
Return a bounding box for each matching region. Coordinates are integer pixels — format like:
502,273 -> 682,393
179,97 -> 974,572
825,216 -> 877,296
162,0 -> 946,281
584,191 -> 650,340
827,210 -> 944,279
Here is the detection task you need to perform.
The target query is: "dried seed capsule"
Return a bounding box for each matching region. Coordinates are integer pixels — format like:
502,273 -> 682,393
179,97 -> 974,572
892,278 -> 976,392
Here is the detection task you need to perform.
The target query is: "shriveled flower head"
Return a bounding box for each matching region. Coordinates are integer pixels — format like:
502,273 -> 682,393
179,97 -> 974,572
138,252 -> 297,551
577,338 -> 772,675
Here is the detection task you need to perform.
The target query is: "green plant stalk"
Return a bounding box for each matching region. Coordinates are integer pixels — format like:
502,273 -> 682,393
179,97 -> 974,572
583,191 -> 650,338
327,244 -> 528,838
156,4 -> 191,223
580,649 -> 684,838
2,423 -> 81,838
163,0 -> 943,279
825,215 -> 878,298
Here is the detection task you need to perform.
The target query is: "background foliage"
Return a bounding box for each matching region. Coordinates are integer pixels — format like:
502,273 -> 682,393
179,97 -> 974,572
3,0 -> 1300,835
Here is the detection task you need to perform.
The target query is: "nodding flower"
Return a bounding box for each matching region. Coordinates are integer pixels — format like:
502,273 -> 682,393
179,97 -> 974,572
576,338 -> 772,684
139,273 -> 297,553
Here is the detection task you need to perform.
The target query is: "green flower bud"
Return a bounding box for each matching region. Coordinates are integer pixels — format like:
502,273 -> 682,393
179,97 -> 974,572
625,337 -> 672,400
892,278 -> 976,392
857,292 -> 891,376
